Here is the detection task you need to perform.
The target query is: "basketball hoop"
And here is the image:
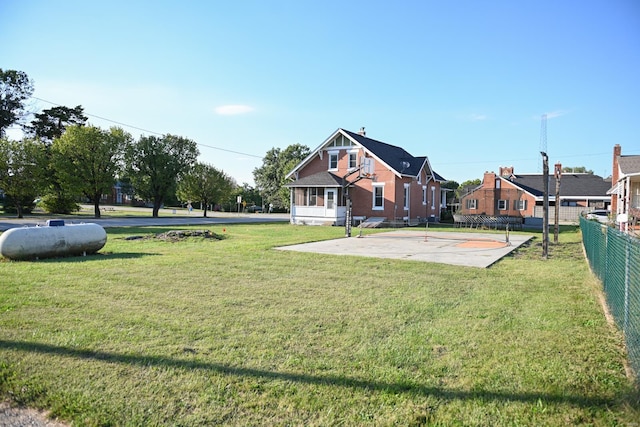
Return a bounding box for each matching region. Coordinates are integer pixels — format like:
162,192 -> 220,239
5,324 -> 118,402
360,157 -> 374,179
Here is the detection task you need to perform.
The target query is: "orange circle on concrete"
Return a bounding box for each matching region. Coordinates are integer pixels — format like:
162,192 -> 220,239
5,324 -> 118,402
455,240 -> 507,249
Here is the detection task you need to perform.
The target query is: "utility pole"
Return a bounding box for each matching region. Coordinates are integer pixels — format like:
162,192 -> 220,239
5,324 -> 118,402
541,152 -> 549,259
554,163 -> 562,244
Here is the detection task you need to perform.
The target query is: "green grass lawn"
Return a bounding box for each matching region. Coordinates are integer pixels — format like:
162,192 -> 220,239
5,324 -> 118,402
1,224 -> 638,426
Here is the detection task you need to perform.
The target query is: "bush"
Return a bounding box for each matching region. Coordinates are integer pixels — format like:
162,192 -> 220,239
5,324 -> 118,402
39,193 -> 80,214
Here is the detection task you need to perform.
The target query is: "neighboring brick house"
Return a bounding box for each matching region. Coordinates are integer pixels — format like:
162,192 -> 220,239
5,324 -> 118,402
459,166 -> 611,221
608,144 -> 640,230
285,128 -> 446,226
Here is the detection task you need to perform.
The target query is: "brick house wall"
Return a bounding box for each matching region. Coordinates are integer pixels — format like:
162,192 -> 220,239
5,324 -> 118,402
460,171 -> 535,217
294,145 -> 442,221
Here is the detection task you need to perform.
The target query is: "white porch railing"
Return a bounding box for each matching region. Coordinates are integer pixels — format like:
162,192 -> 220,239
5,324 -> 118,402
290,205 -> 347,225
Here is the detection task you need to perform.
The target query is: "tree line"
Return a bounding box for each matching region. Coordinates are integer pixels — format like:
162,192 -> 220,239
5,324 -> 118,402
1,68 -> 311,218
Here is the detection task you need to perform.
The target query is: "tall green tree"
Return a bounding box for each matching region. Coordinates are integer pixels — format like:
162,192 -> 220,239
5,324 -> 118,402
0,69 -> 34,137
0,138 -> 46,218
253,143 -> 310,210
124,134 -> 199,217
52,125 -> 131,217
176,162 -> 235,217
26,105 -> 88,146
26,105 -> 89,213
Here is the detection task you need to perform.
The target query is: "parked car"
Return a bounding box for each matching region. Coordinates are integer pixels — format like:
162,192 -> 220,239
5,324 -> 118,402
585,210 -> 609,223
247,205 -> 263,213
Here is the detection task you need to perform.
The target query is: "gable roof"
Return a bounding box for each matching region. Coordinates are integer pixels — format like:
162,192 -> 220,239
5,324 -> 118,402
340,129 -> 428,177
506,173 -> 611,198
618,155 -> 640,177
286,128 -> 444,181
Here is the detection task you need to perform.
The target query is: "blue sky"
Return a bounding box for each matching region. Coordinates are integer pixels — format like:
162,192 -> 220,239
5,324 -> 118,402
2,0 -> 639,186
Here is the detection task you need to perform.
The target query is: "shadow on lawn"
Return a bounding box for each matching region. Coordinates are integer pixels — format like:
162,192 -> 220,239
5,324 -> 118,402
0,339 -> 618,409
32,252 -> 159,263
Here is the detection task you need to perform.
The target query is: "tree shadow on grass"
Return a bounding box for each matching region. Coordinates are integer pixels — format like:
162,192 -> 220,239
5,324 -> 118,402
0,339 -> 624,409
30,252 -> 159,263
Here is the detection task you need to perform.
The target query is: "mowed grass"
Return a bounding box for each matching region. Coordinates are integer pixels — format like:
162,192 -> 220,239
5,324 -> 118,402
0,223 -> 638,426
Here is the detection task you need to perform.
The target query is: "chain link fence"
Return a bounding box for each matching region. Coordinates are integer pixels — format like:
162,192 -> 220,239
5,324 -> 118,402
581,217 -> 640,383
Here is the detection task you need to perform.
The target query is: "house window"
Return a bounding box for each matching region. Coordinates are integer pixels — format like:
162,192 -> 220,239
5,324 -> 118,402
431,186 -> 436,209
403,184 -> 410,210
515,199 -> 527,210
328,151 -> 339,170
308,188 -> 318,206
422,186 -> 427,205
373,184 -> 384,210
348,151 -> 358,169
632,184 -> 640,208
328,135 -> 353,147
498,199 -> 509,210
466,199 -> 477,210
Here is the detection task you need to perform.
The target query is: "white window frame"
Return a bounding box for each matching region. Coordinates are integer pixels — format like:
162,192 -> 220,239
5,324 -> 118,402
498,199 -> 508,211
431,186 -> 436,209
515,199 -> 526,210
372,183 -> 385,210
403,183 -> 410,211
328,150 -> 339,171
422,185 -> 427,205
348,149 -> 358,170
467,199 -> 477,210
308,188 -> 318,206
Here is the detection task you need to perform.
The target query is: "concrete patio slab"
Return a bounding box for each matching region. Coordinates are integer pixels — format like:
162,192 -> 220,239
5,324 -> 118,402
276,230 -> 534,268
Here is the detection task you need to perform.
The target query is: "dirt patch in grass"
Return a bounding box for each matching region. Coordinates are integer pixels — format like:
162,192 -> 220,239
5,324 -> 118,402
1,401 -> 69,427
124,229 -> 225,242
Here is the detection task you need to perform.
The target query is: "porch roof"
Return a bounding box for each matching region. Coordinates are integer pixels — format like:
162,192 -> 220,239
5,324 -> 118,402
284,171 -> 343,188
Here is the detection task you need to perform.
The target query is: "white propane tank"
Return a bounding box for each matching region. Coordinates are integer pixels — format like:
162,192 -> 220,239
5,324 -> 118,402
0,222 -> 107,260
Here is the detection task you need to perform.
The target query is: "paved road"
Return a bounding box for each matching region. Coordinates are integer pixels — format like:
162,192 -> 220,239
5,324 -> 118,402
0,206 -> 289,231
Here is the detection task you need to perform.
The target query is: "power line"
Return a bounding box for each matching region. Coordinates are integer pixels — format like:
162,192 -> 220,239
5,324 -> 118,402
31,97 -> 263,159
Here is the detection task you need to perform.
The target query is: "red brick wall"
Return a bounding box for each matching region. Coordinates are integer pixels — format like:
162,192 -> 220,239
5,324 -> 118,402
459,173 -> 534,217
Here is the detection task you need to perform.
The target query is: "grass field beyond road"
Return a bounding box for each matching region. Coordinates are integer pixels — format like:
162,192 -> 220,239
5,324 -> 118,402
1,224 -> 638,426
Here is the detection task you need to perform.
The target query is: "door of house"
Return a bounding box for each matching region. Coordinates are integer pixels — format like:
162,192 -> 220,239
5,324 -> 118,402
325,189 -> 336,218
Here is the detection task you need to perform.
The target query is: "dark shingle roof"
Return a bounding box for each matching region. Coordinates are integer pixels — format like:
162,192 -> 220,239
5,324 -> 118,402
508,174 -> 610,197
341,129 -> 442,179
284,171 -> 343,187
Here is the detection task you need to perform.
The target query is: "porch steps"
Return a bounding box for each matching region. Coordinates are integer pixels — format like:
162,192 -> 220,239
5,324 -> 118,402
360,217 -> 386,228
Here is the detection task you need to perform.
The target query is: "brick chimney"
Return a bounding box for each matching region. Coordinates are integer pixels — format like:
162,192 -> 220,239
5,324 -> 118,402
483,171 -> 496,189
357,127 -> 366,136
554,163 -> 562,179
611,144 -> 621,212
499,166 -> 514,178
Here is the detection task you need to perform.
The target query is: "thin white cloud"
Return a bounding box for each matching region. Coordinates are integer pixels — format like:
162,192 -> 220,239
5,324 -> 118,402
214,105 -> 254,115
469,113 -> 488,121
545,110 -> 570,119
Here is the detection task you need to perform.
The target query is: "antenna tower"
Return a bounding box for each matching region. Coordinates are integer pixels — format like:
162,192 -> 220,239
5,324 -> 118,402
539,114 -> 547,154
539,114 -> 547,171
